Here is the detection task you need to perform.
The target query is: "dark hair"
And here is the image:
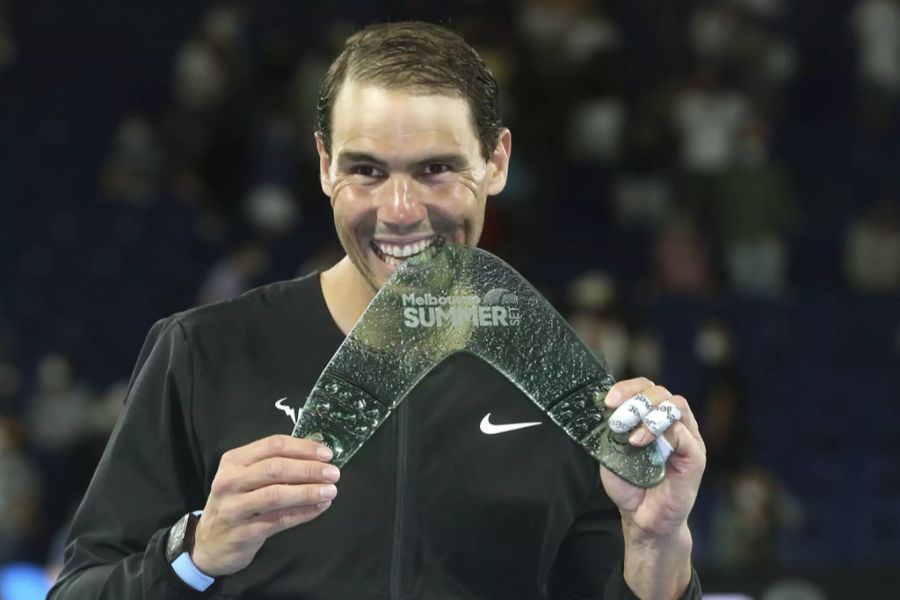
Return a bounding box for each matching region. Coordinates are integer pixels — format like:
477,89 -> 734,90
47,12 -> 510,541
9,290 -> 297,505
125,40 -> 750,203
316,21 -> 502,161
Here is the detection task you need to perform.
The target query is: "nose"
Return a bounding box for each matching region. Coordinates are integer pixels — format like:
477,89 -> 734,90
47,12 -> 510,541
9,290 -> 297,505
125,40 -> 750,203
376,175 -> 427,230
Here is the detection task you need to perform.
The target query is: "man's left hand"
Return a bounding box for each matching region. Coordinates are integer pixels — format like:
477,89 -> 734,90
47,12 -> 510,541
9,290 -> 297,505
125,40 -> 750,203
600,377 -> 706,599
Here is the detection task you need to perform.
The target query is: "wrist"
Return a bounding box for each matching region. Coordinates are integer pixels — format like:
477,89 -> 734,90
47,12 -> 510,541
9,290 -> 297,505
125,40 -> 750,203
189,541 -> 219,578
622,522 -> 693,600
167,511 -> 217,591
622,519 -> 692,551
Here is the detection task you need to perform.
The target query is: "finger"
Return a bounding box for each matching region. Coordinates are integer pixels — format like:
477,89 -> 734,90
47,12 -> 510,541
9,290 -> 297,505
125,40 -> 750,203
232,458 -> 341,493
223,435 -> 332,467
234,483 -> 339,520
667,395 -> 705,455
608,384 -> 672,433
604,377 -> 655,408
249,501 -> 333,538
642,400 -> 681,438
661,421 -> 707,477
632,394 -> 705,456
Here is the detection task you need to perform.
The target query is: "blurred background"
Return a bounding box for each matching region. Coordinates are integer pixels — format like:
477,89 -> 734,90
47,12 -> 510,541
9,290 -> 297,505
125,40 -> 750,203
1,0 -> 899,597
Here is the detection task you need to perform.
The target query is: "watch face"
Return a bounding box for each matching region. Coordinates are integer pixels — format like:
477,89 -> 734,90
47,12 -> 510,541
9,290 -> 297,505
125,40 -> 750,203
166,513 -> 189,562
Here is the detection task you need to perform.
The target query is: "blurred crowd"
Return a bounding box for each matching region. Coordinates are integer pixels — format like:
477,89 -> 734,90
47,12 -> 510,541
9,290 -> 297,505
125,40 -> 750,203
2,0 -> 900,595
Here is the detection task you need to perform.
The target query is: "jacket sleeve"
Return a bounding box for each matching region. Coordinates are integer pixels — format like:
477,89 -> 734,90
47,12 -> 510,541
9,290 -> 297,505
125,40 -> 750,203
547,475 -> 702,600
48,317 -> 212,599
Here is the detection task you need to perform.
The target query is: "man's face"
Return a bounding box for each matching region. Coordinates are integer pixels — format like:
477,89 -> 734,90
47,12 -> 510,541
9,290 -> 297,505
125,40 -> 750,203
317,80 -> 510,291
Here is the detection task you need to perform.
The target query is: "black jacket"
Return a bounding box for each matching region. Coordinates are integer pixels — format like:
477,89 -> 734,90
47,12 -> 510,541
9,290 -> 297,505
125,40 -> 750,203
49,273 -> 700,599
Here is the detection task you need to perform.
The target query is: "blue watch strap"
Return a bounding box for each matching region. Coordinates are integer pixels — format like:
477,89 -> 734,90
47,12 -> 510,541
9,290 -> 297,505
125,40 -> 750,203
170,510 -> 213,592
171,551 -> 215,592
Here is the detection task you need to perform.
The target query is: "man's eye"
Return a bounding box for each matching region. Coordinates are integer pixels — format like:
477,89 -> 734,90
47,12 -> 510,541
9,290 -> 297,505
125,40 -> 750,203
422,163 -> 452,176
351,165 -> 384,178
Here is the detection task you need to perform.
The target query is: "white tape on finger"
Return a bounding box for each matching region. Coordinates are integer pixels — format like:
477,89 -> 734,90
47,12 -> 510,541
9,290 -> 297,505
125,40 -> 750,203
609,393 -> 654,433
642,400 -> 682,437
656,435 -> 673,463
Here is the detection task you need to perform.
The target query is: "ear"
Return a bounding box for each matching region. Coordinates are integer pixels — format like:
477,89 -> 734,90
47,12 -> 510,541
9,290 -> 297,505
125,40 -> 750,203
315,132 -> 334,198
486,128 -> 512,196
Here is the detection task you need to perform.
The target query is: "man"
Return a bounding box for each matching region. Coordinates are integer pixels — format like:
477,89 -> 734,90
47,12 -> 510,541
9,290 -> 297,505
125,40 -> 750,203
50,21 -> 705,599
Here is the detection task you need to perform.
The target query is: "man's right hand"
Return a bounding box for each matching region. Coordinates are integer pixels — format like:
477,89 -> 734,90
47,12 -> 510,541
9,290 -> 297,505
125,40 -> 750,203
191,435 -> 340,577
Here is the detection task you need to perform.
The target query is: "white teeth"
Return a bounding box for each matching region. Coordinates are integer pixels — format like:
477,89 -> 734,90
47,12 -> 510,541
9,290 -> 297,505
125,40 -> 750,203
375,236 -> 435,262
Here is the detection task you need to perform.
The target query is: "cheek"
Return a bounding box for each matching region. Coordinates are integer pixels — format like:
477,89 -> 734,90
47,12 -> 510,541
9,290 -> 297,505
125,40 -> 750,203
331,184 -> 374,228
427,177 -> 485,215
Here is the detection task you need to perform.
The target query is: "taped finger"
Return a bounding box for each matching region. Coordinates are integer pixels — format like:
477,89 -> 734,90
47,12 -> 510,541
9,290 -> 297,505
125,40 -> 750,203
608,392 -> 654,433
642,400 -> 682,437
656,435 -> 674,463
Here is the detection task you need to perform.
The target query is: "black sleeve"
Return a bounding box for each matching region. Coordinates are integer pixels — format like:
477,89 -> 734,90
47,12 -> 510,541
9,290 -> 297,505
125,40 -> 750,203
548,476 -> 702,600
48,317 -> 212,599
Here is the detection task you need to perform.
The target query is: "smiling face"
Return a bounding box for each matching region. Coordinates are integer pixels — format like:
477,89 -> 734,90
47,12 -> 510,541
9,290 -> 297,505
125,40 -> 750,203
317,80 -> 511,293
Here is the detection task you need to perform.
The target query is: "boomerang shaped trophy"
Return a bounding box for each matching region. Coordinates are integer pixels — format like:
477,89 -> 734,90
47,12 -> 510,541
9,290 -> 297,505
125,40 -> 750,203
292,242 -> 667,488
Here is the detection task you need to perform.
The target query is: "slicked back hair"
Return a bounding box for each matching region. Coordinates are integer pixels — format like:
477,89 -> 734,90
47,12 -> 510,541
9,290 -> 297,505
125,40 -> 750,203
316,21 -> 502,161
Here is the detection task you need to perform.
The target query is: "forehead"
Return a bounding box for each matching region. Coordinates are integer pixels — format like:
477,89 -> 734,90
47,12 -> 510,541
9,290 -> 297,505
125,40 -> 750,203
330,80 -> 480,157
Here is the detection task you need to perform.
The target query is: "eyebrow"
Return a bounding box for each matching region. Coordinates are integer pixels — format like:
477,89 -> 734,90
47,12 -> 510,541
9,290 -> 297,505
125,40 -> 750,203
336,152 -> 389,170
336,151 -> 470,172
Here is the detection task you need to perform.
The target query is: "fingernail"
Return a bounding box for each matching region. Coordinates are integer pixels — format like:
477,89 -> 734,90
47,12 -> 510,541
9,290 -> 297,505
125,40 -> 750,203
323,465 -> 340,482
316,500 -> 332,510
319,484 -> 337,499
629,428 -> 650,446
317,446 -> 333,461
604,389 -> 619,406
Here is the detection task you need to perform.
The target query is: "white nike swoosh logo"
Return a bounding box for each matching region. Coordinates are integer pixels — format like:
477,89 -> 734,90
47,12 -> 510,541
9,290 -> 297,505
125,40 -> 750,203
480,413 -> 542,435
275,397 -> 299,427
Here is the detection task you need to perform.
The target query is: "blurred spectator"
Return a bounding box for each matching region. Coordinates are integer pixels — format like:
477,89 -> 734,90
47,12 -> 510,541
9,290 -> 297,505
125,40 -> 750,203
566,271 -> 631,375
715,119 -> 797,297
712,466 -> 805,570
0,419 -> 42,564
672,69 -> 752,175
761,578 -> 827,600
693,319 -> 734,369
100,115 -> 163,206
165,2 -> 251,210
731,9 -> 795,116
672,68 -> 753,218
852,0 -> 900,96
173,36 -> 229,112
197,243 -> 270,305
612,174 -> 672,231
701,376 -> 749,485
518,0 -> 620,76
843,198 -> 900,293
25,355 -> 95,455
244,184 -> 300,238
692,320 -> 750,481
566,96 -> 627,166
690,1 -> 741,66
654,214 -> 715,296
628,329 -> 663,383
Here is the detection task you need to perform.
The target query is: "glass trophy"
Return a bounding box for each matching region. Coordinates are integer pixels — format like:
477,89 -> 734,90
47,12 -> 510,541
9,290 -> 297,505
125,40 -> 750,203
292,243 -> 667,488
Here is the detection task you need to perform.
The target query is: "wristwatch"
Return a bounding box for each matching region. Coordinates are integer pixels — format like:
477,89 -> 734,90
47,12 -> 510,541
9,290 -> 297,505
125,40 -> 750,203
165,511 -> 201,564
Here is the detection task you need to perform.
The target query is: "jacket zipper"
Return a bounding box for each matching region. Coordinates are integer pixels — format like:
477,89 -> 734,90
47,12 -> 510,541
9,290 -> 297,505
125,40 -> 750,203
389,401 -> 409,599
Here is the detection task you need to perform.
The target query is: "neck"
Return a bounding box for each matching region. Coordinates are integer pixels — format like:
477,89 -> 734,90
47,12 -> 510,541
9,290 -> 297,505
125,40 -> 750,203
320,256 -> 378,335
